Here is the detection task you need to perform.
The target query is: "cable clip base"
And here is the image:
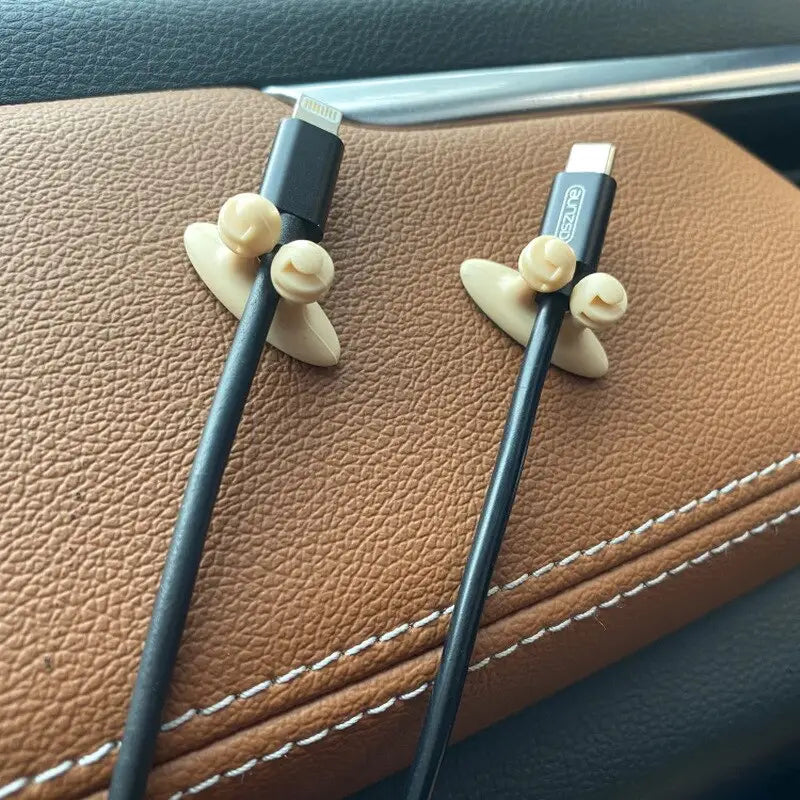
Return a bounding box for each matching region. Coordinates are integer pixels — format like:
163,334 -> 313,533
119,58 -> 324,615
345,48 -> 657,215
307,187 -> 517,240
184,193 -> 340,367
460,235 -> 627,379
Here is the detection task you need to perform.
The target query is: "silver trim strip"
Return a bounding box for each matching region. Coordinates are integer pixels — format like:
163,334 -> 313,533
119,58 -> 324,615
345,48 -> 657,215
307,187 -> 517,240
265,45 -> 800,126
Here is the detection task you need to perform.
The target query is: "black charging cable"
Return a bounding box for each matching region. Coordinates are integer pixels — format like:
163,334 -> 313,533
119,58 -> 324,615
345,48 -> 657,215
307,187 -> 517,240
108,96 -> 344,800
405,143 -> 618,800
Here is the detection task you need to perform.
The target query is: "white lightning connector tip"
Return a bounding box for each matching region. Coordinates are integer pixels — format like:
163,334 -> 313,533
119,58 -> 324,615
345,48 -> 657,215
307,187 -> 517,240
292,94 -> 343,136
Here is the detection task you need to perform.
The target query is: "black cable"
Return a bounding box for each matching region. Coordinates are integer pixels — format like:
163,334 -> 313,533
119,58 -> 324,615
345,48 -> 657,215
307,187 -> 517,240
406,143 -> 618,800
405,291 -> 567,800
108,254 -> 280,800
109,97 -> 343,800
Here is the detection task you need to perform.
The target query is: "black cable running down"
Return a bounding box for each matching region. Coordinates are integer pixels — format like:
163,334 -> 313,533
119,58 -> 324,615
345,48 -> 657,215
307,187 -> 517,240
404,291 -> 568,800
406,143 -> 617,800
108,254 -> 280,800
109,97 -> 343,800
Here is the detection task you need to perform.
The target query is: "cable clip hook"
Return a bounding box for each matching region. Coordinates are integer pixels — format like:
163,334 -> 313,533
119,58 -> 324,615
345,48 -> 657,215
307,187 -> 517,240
461,235 -> 627,378
184,192 -> 340,367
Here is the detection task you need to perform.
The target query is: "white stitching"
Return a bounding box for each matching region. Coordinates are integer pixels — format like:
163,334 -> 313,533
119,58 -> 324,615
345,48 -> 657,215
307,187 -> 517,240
333,713 -> 363,731
624,582 -> 647,596
502,573 -> 530,590
199,695 -> 235,715
557,551 -> 580,567
399,683 -> 429,701
274,667 -> 306,685
0,781 -> 27,800
237,679 -> 272,700
379,625 -> 409,643
32,762 -> 73,784
76,741 -> 117,767
162,709 -> 196,731
751,522 -> 769,535
296,729 -> 329,747
163,501 -> 800,799
366,697 -> 396,715
519,629 -> 546,645
223,758 -> 257,778
583,541 -> 607,556
2,453 -> 796,799
609,531 -> 631,546
494,643 -> 519,659
599,594 -> 622,608
411,611 -> 441,629
343,636 -> 377,657
187,775 -> 219,794
261,742 -> 292,761
311,651 -> 342,671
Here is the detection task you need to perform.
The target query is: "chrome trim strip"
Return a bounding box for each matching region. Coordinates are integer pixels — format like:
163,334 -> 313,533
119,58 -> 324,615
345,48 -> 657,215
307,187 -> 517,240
265,45 -> 800,126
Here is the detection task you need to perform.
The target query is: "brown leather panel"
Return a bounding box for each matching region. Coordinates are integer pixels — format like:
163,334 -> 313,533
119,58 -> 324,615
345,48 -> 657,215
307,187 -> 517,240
1,88 -> 799,799
93,479 -> 800,800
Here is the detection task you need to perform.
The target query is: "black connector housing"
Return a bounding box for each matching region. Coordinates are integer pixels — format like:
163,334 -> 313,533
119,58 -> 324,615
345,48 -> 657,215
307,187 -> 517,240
540,171 -> 616,293
259,118 -> 344,242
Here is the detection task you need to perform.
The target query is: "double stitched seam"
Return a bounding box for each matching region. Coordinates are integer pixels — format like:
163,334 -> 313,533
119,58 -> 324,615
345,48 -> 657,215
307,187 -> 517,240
0,451 -> 796,799
166,502 -> 800,798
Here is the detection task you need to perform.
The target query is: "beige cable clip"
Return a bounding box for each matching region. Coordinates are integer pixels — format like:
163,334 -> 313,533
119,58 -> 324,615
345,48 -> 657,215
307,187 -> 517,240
183,193 -> 340,367
460,235 -> 627,378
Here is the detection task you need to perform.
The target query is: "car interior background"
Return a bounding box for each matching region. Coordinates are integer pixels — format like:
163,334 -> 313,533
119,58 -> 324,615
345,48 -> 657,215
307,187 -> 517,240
1,2 -> 800,799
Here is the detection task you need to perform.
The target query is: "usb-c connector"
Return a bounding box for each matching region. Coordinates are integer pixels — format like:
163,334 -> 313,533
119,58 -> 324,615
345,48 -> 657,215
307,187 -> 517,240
540,143 -> 617,286
564,142 -> 616,175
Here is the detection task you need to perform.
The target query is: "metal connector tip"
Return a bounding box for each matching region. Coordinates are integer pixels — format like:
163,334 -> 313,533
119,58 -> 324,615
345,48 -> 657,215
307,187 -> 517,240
292,94 -> 343,136
565,143 -> 615,175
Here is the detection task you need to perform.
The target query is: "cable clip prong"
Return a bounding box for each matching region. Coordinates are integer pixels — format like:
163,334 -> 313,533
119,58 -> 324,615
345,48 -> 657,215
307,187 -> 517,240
460,235 -> 627,378
184,193 -> 340,367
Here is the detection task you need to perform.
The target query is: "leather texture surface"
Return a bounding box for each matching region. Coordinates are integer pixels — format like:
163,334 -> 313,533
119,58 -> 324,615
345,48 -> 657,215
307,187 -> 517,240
353,566 -> 800,799
3,0 -> 800,105
1,89 -> 800,800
